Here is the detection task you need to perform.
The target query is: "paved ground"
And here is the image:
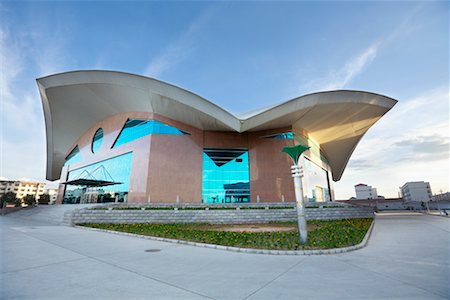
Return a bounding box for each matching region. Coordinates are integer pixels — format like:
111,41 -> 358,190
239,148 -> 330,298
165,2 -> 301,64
1,211 -> 448,300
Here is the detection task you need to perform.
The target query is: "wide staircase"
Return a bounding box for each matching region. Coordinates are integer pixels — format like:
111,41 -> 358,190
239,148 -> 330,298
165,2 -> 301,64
2,204 -> 100,225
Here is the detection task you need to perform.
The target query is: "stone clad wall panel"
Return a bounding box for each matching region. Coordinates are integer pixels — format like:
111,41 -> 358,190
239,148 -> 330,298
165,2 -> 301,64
248,128 -> 295,203
147,115 -> 203,203
69,206 -> 374,225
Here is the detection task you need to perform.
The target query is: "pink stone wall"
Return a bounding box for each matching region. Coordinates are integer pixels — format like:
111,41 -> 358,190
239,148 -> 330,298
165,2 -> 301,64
57,112 -> 153,204
56,114 -> 330,204
147,115 -> 203,203
203,128 -> 295,203
248,128 -> 295,202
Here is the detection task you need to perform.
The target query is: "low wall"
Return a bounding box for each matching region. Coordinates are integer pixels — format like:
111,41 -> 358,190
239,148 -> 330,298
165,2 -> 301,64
66,205 -> 374,225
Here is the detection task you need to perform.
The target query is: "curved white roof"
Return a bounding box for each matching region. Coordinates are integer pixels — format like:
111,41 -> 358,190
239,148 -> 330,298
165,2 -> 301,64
37,70 -> 397,181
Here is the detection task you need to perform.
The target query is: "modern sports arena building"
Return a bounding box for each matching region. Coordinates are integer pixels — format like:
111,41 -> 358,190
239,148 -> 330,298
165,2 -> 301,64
37,71 -> 397,204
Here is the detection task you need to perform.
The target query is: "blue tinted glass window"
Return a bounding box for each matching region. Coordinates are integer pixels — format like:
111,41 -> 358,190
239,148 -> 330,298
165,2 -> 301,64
202,148 -> 250,203
264,132 -> 294,140
63,152 -> 132,204
113,119 -> 189,148
92,128 -> 103,153
303,158 -> 330,202
64,146 -> 81,166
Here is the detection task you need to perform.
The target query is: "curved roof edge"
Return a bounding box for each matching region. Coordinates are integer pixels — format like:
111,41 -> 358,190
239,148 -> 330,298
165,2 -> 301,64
37,70 -> 397,181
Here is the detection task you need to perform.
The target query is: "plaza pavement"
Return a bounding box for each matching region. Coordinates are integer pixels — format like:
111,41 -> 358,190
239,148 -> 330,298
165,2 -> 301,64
0,211 -> 448,299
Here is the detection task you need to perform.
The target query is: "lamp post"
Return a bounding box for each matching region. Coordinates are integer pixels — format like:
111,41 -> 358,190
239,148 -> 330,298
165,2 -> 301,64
282,144 -> 310,244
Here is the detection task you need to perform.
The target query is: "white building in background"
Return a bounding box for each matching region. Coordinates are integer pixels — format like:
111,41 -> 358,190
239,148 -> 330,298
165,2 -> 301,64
0,179 -> 46,200
400,181 -> 432,202
46,188 -> 59,204
355,183 -> 378,199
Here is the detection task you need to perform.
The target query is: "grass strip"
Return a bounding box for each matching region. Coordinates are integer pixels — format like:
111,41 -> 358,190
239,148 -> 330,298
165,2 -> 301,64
80,218 -> 372,250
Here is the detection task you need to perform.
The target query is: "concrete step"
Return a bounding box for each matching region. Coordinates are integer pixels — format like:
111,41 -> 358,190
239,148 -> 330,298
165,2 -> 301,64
3,204 -> 100,225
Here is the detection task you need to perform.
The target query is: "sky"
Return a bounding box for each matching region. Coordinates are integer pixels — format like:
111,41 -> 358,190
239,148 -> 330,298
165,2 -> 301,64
0,1 -> 448,199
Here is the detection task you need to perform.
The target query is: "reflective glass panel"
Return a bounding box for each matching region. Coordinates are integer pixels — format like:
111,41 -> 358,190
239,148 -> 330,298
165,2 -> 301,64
64,146 -> 81,166
63,152 -> 132,204
264,132 -> 294,139
92,128 -> 103,153
202,148 -> 250,203
303,158 -> 330,202
113,119 -> 189,148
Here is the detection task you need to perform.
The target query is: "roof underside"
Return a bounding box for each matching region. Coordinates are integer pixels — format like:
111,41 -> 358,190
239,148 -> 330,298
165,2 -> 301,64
37,70 -> 397,182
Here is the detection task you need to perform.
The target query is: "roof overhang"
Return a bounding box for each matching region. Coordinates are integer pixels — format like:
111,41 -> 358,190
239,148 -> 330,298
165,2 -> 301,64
37,70 -> 397,182
62,179 -> 122,187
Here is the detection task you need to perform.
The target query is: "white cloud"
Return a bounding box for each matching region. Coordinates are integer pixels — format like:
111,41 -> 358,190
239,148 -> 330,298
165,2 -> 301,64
0,29 -> 23,100
0,28 -> 26,177
297,3 -> 426,96
334,86 -> 450,199
300,43 -> 379,93
144,9 -> 213,77
0,19 -> 70,184
27,17 -> 73,77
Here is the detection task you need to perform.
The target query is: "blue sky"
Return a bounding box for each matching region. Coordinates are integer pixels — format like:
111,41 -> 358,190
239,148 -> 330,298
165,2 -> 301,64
1,1 -> 448,198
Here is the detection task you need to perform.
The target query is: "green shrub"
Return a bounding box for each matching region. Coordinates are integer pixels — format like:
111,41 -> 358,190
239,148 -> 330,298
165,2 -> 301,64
38,194 -> 50,205
14,197 -> 22,207
23,195 -> 36,206
2,192 -> 17,205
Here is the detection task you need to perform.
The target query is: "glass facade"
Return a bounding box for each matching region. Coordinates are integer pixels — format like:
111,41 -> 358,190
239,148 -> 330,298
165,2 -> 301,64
265,130 -> 329,164
92,128 -> 103,153
303,158 -> 330,202
63,152 -> 132,204
202,148 -> 250,203
264,132 -> 294,140
113,119 -> 189,148
64,146 -> 81,166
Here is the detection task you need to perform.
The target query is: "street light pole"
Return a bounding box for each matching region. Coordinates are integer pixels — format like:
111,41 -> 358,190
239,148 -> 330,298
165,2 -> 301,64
292,162 -> 307,244
282,144 -> 310,245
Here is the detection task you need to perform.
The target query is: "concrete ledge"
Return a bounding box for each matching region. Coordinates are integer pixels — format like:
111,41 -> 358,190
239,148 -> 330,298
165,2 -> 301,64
67,205 -> 374,225
422,212 -> 450,218
75,218 -> 375,255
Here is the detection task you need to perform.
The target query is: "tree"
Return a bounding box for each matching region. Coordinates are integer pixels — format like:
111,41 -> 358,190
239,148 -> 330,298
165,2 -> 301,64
38,194 -> 50,205
2,192 -> 18,206
23,195 -> 36,206
14,198 -> 22,207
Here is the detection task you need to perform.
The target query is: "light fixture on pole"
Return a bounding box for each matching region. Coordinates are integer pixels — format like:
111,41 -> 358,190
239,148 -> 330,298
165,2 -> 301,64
282,144 -> 310,244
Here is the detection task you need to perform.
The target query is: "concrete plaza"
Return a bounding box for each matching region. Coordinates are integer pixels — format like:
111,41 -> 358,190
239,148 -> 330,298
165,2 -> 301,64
1,211 -> 449,299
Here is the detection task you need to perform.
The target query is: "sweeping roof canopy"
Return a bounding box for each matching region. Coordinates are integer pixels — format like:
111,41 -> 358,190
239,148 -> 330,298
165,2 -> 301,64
37,70 -> 397,181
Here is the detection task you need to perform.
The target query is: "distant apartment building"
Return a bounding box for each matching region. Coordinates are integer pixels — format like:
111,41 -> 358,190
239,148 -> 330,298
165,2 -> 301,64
0,180 -> 46,200
354,183 -> 378,199
400,181 -> 432,202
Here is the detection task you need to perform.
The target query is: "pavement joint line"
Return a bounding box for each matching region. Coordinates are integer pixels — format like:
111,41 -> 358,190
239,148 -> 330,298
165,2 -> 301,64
338,252 -> 449,268
1,257 -> 87,274
90,256 -> 217,300
335,256 -> 449,299
241,257 -> 307,300
419,219 -> 450,233
10,227 -> 217,300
